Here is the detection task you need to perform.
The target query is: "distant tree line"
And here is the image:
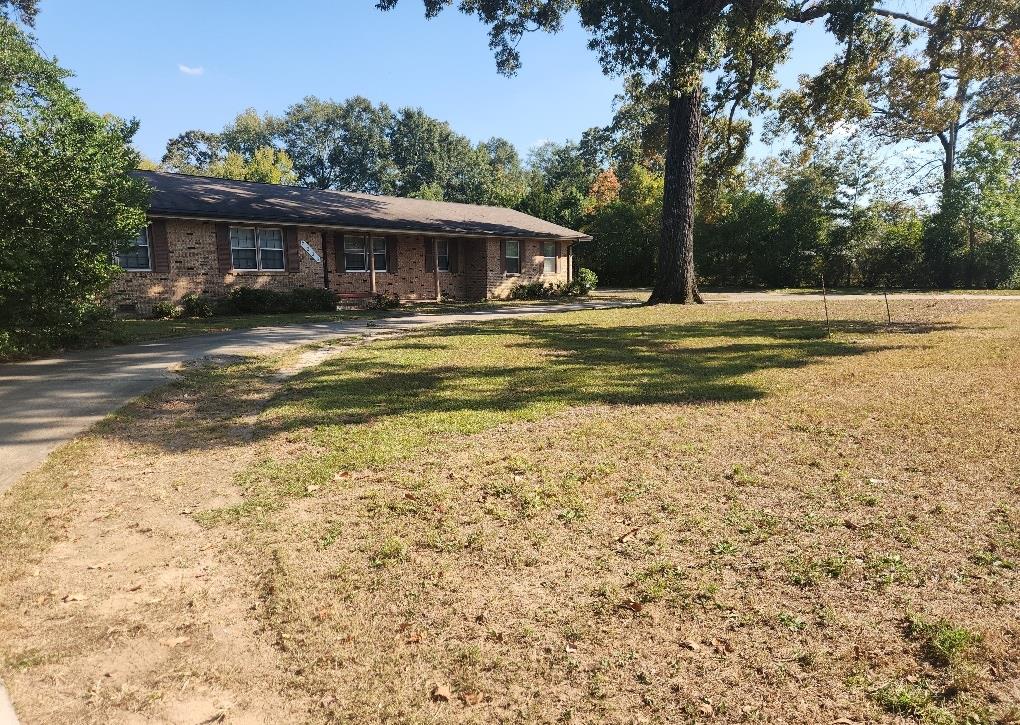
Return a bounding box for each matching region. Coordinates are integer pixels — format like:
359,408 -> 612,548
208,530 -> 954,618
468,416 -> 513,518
161,91 -> 1020,291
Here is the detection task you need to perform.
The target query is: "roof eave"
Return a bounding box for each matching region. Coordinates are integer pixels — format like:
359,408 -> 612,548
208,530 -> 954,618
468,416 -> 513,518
147,210 -> 590,242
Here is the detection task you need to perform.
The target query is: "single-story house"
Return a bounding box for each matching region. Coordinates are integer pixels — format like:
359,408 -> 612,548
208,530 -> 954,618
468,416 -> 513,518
110,171 -> 592,313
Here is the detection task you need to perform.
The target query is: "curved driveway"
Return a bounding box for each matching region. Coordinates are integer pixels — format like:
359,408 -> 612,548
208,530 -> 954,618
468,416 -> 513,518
0,300 -> 628,495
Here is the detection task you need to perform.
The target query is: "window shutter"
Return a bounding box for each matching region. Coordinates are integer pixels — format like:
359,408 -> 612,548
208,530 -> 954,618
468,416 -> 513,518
556,241 -> 561,274
284,227 -> 300,273
500,240 -> 507,273
150,219 -> 170,273
449,239 -> 460,273
215,223 -> 231,273
424,238 -> 434,272
387,236 -> 398,273
335,233 -> 345,273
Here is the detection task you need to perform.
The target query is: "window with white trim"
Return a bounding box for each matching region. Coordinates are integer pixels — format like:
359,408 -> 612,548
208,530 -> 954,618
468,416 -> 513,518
543,241 -> 557,274
230,226 -> 284,271
504,239 -> 520,274
118,227 -> 151,271
436,239 -> 450,271
344,235 -> 387,272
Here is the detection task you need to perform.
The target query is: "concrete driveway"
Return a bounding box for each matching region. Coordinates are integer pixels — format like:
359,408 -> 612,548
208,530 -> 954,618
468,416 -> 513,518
0,299 -> 629,496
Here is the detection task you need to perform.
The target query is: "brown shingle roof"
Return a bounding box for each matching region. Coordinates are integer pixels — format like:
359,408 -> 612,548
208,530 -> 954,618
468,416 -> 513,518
134,171 -> 591,241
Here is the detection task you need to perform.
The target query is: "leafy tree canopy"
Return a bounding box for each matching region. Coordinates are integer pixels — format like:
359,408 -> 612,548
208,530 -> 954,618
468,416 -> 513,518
0,18 -> 148,354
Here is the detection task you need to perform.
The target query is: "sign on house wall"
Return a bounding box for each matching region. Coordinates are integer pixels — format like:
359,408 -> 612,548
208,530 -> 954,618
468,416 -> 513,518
300,240 -> 322,263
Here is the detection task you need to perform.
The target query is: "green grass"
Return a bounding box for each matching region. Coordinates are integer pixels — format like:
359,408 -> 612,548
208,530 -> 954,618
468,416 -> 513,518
0,297 -> 599,362
207,310 -> 870,520
906,613 -> 981,667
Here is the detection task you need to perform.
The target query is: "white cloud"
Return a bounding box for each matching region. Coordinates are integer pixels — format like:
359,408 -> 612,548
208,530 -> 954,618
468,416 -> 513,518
178,64 -> 204,76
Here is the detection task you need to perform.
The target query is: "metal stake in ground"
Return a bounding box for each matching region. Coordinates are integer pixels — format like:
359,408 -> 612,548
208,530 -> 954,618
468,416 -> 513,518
820,269 -> 831,337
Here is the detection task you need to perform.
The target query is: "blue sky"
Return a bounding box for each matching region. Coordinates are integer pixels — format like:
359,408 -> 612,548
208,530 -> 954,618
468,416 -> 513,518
34,0 -> 835,164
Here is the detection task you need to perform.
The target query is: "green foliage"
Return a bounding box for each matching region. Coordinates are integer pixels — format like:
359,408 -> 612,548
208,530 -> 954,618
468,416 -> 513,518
167,96 -> 528,208
227,287 -> 290,315
180,293 -> 213,319
288,287 -> 338,313
906,614 -> 980,667
163,108 -> 296,184
367,292 -> 401,310
580,163 -> 661,287
150,301 -> 180,320
509,281 -> 558,300
0,19 -> 149,355
227,286 -> 337,315
574,268 -> 598,294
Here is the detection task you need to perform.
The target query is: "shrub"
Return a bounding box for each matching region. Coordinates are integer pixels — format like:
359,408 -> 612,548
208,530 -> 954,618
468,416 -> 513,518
510,281 -> 555,300
180,293 -> 214,318
574,267 -> 598,294
227,286 -> 289,314
289,287 -> 338,312
367,292 -> 401,310
150,301 -> 180,319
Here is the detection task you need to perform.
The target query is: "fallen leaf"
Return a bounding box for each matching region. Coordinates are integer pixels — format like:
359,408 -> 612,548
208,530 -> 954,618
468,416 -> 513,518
617,527 -> 640,543
620,600 -> 643,613
460,691 -> 483,706
682,640 -> 700,651
406,631 -> 422,644
62,593 -> 85,603
333,471 -> 353,481
159,636 -> 190,648
431,684 -> 452,702
306,485 -> 319,494
565,642 -> 578,654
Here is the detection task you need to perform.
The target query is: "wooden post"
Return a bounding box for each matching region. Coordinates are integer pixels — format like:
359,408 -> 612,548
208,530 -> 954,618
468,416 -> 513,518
369,238 -> 377,295
883,283 -> 892,325
433,238 -> 441,302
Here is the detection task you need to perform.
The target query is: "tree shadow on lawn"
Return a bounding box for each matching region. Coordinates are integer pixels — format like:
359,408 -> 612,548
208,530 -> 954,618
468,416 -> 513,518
101,314 -> 949,464
262,317 -> 942,442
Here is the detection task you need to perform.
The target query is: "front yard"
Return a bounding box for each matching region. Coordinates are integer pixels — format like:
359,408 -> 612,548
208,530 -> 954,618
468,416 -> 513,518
1,298 -> 1018,723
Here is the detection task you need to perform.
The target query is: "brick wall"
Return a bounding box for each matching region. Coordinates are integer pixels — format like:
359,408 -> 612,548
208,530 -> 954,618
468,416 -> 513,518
483,238 -> 570,299
326,234 -> 470,301
109,218 -> 327,313
108,217 -> 573,313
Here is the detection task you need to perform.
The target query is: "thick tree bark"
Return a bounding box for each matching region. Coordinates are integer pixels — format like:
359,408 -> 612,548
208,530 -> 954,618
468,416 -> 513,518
649,84 -> 704,305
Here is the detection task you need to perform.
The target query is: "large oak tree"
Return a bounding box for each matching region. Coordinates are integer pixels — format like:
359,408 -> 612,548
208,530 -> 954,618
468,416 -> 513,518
378,0 -> 1018,303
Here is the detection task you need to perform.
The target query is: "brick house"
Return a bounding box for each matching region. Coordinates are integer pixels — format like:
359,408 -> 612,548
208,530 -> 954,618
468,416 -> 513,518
111,171 -> 591,313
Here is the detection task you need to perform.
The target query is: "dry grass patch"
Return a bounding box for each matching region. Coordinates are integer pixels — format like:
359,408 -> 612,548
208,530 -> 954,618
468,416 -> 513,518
2,299 -> 1019,723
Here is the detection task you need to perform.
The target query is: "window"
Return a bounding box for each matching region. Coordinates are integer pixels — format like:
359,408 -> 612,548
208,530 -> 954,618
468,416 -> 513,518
372,237 -> 388,272
259,228 -> 285,271
543,241 -> 557,274
344,235 -> 367,271
230,226 -> 285,271
436,239 -> 450,271
118,227 -> 150,271
504,239 -> 520,274
343,235 -> 387,272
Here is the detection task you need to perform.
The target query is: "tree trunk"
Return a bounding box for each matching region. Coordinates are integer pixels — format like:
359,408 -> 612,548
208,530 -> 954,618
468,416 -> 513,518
649,85 -> 704,305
